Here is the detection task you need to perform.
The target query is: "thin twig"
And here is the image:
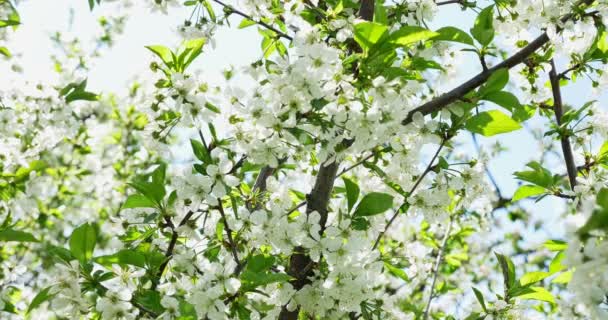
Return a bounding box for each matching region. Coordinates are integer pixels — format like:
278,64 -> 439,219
217,200 -> 242,268
154,210 -> 196,289
372,139 -> 446,249
422,218 -> 454,320
401,0 -> 594,127
211,0 -> 293,41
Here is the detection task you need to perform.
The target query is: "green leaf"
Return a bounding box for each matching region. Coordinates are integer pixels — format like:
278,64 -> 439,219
190,138 -> 212,163
551,270 -> 573,284
69,223 -> 97,263
512,104 -> 536,122
434,27 -> 474,45
247,254 -> 275,273
145,45 -> 175,68
61,79 -> 99,103
0,228 -> 38,242
238,18 -> 256,29
343,177 -> 360,212
482,91 -> 520,112
479,69 -> 509,96
495,252 -> 516,290
0,46 -> 10,57
240,270 -> 292,291
596,188 -> 608,209
516,286 -> 555,304
470,5 -> 495,46
128,180 -> 166,205
95,249 -> 147,268
202,0 -> 216,22
122,194 -> 158,209
27,286 -> 55,314
513,162 -> 555,188
387,26 -> 438,46
520,271 -> 550,286
465,110 -> 522,136
353,192 -> 393,217
549,251 -> 567,274
384,262 -> 409,281
597,31 -> 608,53
577,207 -> 608,238
134,290 -> 165,314
598,141 -> 608,164
354,21 -> 388,52
544,240 -> 567,252
512,185 -> 546,201
472,287 -> 487,312
179,38 -> 206,71
373,1 -> 387,25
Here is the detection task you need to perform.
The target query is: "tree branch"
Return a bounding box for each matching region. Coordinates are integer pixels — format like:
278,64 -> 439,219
549,59 -> 578,190
217,200 -> 243,270
422,218 -> 454,320
358,0 -> 375,21
401,0 -> 593,127
153,210 -> 196,289
211,0 -> 293,41
373,139 -> 446,249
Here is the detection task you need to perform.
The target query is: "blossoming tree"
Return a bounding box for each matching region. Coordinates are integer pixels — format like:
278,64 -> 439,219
1,0 -> 608,319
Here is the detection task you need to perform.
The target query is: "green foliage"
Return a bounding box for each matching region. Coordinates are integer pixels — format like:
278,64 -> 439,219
435,27 -> 474,46
0,1 -> 20,28
353,192 -> 393,217
240,254 -> 292,291
146,38 -> 206,73
472,287 -> 487,313
465,110 -> 522,136
342,176 -> 360,212
0,228 -> 38,242
577,188 -> 608,238
27,286 -> 55,314
512,185 -> 546,201
513,162 -> 558,189
69,223 -> 97,263
470,5 -> 494,46
478,69 -> 509,96
60,79 -> 99,103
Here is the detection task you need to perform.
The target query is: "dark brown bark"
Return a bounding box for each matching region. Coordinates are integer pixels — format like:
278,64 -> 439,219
549,59 -> 578,190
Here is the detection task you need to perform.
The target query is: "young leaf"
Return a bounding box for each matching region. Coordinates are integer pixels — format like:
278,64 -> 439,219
179,38 -> 206,71
128,180 -> 166,205
470,5 -> 495,46
495,252 -> 516,291
387,26 -> 439,46
343,177 -> 360,212
472,287 -> 487,312
512,185 -> 546,201
145,45 -> 175,68
519,271 -> 550,286
482,91 -> 520,112
122,194 -> 157,209
0,228 -> 39,242
191,138 -> 212,163
69,223 -> 97,263
465,110 -> 522,136
513,162 -> 555,188
544,239 -> 567,252
353,192 -> 393,217
27,286 -> 55,314
354,21 -> 389,51
516,286 -> 555,304
478,69 -> 509,96
435,26 -> 474,45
